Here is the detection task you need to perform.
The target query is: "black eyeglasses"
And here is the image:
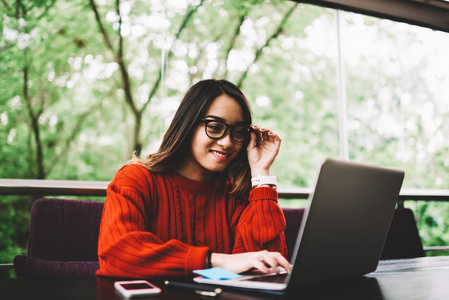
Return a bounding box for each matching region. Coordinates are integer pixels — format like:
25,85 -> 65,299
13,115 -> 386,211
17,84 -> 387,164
200,118 -> 252,143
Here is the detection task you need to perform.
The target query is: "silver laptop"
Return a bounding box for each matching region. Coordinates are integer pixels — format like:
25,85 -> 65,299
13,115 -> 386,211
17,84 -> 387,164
194,158 -> 405,293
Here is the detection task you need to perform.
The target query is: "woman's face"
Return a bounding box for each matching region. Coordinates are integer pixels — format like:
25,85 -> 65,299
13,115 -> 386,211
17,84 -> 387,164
177,94 -> 245,182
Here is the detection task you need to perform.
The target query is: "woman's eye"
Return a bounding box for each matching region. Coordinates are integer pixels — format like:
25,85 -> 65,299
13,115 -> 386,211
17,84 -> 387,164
234,128 -> 248,137
207,123 -> 224,132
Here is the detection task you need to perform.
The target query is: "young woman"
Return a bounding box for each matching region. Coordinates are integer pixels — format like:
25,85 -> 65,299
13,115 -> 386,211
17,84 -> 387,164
96,79 -> 290,278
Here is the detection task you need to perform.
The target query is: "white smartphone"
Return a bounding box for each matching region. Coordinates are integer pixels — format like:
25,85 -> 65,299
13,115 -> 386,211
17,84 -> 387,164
114,280 -> 162,298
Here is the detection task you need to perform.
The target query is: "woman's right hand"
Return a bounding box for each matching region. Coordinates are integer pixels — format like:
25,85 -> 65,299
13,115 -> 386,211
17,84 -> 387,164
247,125 -> 281,177
210,251 -> 291,274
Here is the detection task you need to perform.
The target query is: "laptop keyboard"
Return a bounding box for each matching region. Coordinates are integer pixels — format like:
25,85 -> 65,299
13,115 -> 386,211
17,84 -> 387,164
246,273 -> 288,283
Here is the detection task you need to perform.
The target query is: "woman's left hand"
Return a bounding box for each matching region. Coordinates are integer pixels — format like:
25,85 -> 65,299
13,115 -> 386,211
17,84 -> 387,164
211,251 -> 290,274
247,125 -> 281,177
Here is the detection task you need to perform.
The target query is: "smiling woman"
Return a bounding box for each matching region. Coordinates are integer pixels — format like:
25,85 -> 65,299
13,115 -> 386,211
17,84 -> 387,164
96,79 -> 289,279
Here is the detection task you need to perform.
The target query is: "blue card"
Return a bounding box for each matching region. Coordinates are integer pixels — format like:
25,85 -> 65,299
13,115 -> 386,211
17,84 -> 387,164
193,267 -> 243,280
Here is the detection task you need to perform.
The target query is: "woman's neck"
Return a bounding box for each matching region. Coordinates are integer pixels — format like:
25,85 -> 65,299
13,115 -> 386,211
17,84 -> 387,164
175,160 -> 214,182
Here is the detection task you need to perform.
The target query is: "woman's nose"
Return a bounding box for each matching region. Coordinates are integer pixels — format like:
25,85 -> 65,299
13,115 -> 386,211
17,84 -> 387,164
216,130 -> 234,148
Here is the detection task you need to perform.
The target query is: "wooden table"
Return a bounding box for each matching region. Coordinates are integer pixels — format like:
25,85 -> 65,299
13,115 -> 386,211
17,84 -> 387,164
2,256 -> 449,299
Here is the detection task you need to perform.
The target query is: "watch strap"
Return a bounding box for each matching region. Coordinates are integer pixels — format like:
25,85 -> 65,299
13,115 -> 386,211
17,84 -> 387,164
251,175 -> 277,189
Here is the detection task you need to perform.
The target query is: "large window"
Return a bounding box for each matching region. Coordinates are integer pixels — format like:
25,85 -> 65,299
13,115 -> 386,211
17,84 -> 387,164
2,1 -> 447,188
340,12 -> 449,189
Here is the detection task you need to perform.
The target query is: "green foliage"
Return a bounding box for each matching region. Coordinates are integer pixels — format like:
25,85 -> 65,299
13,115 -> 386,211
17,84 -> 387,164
0,196 -> 32,263
407,201 -> 449,248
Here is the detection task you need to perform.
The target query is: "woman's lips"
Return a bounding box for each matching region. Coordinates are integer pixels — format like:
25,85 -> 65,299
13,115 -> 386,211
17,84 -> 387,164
210,150 -> 230,161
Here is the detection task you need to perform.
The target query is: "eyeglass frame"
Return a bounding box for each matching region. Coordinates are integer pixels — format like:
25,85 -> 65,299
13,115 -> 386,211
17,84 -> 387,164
200,118 -> 254,143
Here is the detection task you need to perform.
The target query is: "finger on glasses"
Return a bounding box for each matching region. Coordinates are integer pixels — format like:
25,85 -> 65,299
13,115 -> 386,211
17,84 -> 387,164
250,125 -> 263,141
258,127 -> 276,141
268,131 -> 281,144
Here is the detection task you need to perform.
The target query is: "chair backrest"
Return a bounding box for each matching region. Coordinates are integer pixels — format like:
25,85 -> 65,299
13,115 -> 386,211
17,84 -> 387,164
27,198 -> 104,261
14,198 -> 104,278
381,207 -> 425,259
282,208 -> 305,262
282,207 -> 424,262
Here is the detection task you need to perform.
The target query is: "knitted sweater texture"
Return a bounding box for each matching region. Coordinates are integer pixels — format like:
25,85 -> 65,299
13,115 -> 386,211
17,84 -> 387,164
96,164 -> 287,278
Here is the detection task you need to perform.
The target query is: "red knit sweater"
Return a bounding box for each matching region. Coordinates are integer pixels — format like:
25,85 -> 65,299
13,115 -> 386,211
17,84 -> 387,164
96,164 -> 287,278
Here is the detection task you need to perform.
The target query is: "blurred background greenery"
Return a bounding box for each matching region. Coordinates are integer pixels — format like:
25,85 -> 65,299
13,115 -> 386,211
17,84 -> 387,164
1,0 -> 449,275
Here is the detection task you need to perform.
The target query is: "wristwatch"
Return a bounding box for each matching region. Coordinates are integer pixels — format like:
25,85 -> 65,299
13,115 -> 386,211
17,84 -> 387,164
251,175 -> 277,189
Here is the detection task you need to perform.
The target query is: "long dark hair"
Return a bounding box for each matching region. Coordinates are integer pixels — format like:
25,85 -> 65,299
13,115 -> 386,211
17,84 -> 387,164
133,79 -> 253,197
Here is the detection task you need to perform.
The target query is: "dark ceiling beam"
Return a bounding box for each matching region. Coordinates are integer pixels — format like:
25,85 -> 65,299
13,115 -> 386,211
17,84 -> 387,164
296,0 -> 449,33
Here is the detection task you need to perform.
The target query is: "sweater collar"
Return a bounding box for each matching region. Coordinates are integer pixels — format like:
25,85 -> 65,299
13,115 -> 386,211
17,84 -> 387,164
166,171 -> 224,194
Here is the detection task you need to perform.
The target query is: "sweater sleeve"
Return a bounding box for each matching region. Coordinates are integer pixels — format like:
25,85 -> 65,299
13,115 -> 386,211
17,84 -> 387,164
96,166 -> 209,278
231,187 -> 287,258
